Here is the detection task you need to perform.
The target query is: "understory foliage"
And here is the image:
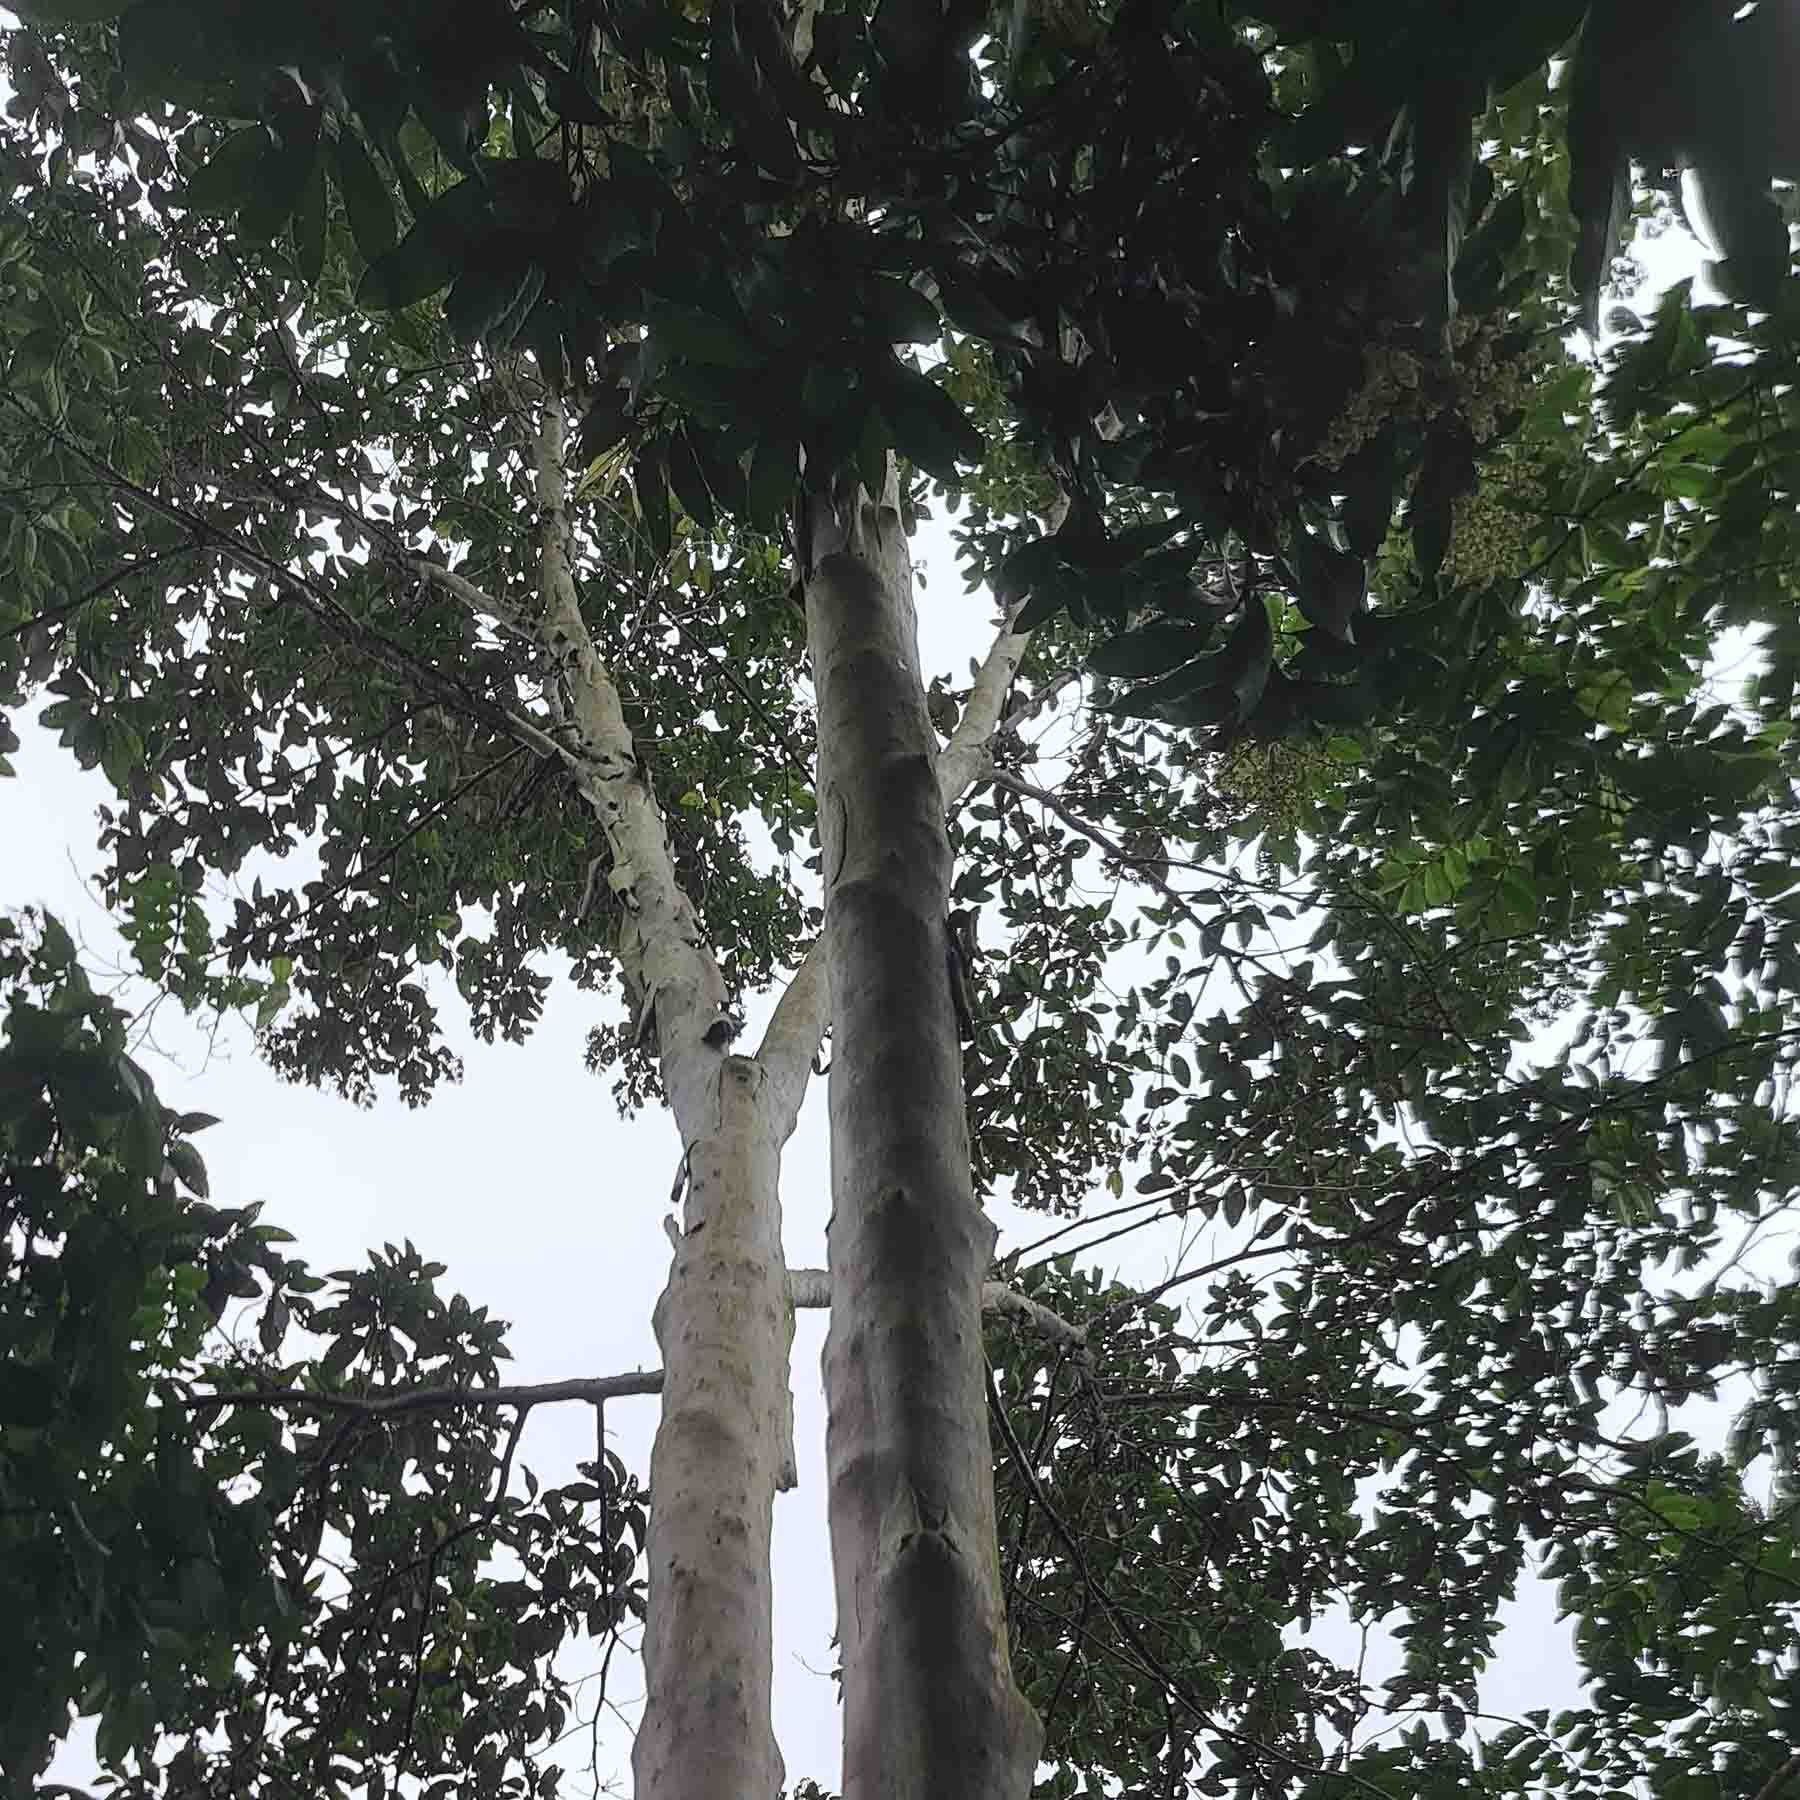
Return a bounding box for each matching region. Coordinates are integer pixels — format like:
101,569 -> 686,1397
4,0 -> 1800,1798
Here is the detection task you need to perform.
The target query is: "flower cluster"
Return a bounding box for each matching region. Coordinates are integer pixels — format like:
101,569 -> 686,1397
1313,311 -> 1543,471
1439,457 -> 1539,591
1213,741 -> 1313,830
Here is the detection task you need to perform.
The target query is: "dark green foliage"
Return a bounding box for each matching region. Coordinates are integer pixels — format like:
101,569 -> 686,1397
0,124 -> 812,1105
5,5 -> 1800,1799
19,0 -> 1797,736
0,912 -> 646,1798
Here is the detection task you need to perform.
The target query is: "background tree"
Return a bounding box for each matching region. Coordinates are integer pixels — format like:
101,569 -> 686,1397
5,2 -> 1800,1799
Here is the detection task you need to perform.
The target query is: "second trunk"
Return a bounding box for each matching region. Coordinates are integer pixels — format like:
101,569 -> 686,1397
806,481 -> 1042,1800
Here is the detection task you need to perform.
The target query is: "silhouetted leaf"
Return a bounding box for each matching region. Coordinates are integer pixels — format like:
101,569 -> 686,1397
332,129 -> 397,262
1087,621 -> 1216,680
874,358 -> 983,482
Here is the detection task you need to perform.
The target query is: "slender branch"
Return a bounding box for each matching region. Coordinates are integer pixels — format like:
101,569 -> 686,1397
648,592 -> 816,791
988,766 -> 1261,1008
980,1280 -> 1090,1350
8,396 -> 572,766
0,542 -> 194,642
755,941 -> 828,1124
291,745 -> 527,929
985,1365 -> 1397,1800
1088,1166 -> 1447,1329
174,1274 -> 1083,1433
403,551 -> 539,640
523,386 -> 731,1117
1753,1750 -> 1800,1800
996,665 -> 1080,739
938,604 -> 1033,805
399,1404 -> 528,1772
176,1372 -> 665,1419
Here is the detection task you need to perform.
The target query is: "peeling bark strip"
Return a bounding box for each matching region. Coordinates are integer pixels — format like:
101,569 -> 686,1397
807,482 -> 1043,1800
523,394 -> 795,1800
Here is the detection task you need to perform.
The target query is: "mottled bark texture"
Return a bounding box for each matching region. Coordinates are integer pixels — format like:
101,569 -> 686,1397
525,396 -> 796,1800
806,480 -> 1043,1800
634,1055 -> 795,1800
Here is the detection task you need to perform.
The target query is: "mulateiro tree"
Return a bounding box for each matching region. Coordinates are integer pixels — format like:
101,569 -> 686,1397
5,3 -> 1800,1800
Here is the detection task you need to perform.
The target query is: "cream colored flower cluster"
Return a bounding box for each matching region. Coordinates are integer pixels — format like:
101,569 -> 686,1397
1314,311 -> 1540,471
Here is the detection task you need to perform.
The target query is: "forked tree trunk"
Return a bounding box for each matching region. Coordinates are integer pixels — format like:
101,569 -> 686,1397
523,395 -> 801,1800
806,478 -> 1043,1800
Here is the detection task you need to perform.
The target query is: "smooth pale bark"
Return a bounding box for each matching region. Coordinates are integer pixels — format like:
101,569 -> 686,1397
806,480 -> 1043,1800
524,397 -> 796,1800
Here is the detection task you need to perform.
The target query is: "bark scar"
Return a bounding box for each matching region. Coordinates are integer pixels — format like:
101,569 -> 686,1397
829,790 -> 849,885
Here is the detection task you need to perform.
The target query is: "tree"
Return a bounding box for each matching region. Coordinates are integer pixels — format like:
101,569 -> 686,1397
6,3 -> 1800,1799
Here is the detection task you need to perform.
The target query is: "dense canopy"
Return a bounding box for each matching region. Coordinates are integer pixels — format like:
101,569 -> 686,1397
5,1 -> 1800,1798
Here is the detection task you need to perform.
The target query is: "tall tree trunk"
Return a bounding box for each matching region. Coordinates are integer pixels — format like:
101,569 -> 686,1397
806,478 -> 1043,1800
633,1059 -> 794,1800
524,393 -> 797,1800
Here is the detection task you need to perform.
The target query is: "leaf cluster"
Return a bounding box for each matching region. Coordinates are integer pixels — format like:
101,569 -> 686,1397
0,911 -> 648,1799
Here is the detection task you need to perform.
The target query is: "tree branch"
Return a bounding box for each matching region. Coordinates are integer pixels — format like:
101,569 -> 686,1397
938,604 -> 1032,806
789,1269 -> 1087,1348
988,767 -> 1262,1008
985,1367 -> 1397,1800
9,398 -> 572,766
175,1272 -> 1084,1431
754,941 -> 828,1124
402,551 -> 539,640
1753,1749 -> 1800,1800
176,1372 -> 665,1419
524,390 -> 732,1131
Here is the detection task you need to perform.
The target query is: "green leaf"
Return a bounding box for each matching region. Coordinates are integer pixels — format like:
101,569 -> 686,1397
746,435 -> 797,531
446,259 -> 546,351
1335,433 -> 1401,559
168,1139 -> 210,1199
668,427 -> 717,530
635,439 -> 673,559
994,535 -> 1066,610
873,358 -> 983,483
1403,83 -> 1479,331
1454,189 -> 1527,313
238,106 -> 320,243
650,306 -> 765,370
860,274 -> 941,346
11,326 -> 62,385
332,130 -> 398,263
1408,420 -> 1476,579
1219,594 -> 1275,721
1281,525 -> 1366,643
291,155 -> 327,285
1565,18 -> 1633,336
855,408 -> 890,497
936,270 -> 1029,340
1087,622 -> 1217,680
357,224 -> 455,312
0,1359 -> 58,1427
578,389 -> 631,462
183,125 -> 271,217
355,175 -> 504,310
